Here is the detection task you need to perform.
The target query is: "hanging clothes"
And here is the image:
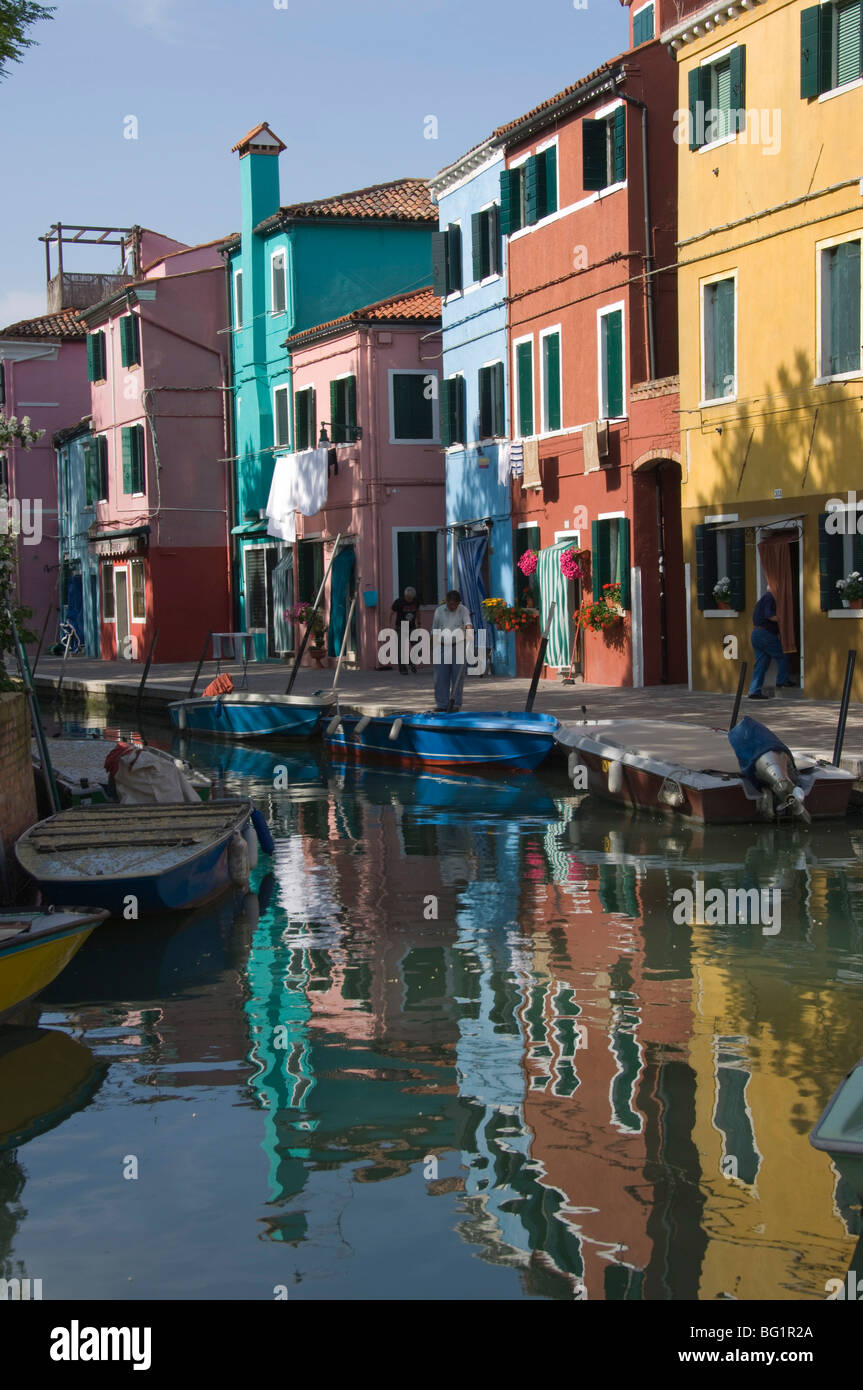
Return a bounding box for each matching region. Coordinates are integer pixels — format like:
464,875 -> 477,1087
537,541 -> 574,667
295,447 -> 329,516
328,546 -> 356,658
522,439 -> 541,489
456,533 -> 493,657
757,531 -> 797,653
272,552 -> 294,656
496,441 -> 511,487
510,441 -> 524,478
266,454 -> 297,542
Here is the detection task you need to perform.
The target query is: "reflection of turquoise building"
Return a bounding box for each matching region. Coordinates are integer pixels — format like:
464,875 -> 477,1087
430,137 -> 514,675
225,123 -> 437,659
54,418 -> 100,656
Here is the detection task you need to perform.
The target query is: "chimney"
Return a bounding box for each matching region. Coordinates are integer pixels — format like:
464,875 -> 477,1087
232,122 -> 286,231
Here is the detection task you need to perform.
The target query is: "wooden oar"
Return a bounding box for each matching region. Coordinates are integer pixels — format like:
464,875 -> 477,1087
525,601 -> 556,713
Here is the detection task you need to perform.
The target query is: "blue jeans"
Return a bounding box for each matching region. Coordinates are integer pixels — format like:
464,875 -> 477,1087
749,628 -> 789,693
434,659 -> 466,711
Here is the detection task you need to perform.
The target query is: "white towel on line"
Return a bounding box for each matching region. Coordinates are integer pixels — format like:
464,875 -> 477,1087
266,453 -> 298,542
497,440 -> 511,487
295,447 -> 329,516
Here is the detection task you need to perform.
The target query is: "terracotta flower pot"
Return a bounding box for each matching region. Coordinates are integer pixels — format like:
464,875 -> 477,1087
716,599 -> 731,610
850,598 -> 863,610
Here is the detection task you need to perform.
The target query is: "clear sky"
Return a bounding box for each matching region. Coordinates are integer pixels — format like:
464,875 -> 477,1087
0,0 -> 631,326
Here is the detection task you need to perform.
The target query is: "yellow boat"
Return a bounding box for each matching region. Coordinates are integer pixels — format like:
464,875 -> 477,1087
0,1026 -> 108,1150
0,908 -> 108,1018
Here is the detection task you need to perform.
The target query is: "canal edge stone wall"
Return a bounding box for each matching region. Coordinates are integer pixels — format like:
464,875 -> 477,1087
0,691 -> 38,856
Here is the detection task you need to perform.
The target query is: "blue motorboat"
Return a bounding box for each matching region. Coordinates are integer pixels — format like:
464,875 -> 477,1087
324,708 -> 560,771
168,692 -> 335,741
15,800 -> 261,915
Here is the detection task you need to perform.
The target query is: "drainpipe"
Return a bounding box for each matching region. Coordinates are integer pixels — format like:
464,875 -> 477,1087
220,248 -> 238,628
619,92 -> 656,382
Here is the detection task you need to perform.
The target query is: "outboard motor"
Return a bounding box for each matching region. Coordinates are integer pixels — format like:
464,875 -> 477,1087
728,716 -> 811,824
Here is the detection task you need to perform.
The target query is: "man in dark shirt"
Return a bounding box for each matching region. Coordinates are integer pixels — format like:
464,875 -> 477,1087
391,586 -> 420,674
748,585 -> 792,699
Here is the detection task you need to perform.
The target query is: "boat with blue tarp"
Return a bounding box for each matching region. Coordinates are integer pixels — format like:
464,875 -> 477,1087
325,707 -> 559,771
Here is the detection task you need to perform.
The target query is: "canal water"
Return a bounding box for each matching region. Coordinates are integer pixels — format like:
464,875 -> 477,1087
2,722 -> 862,1301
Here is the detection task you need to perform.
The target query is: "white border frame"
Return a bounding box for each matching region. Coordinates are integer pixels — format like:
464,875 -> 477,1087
112,563 -> 131,647
270,248 -> 287,317
478,357 -> 507,442
273,382 -> 292,450
815,229 -> 863,384
443,370 -> 467,452
388,368 -> 440,445
699,270 -> 738,406
596,302 -> 627,422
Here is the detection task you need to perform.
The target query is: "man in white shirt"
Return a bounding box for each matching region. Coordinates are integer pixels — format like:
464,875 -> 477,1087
432,589 -> 473,712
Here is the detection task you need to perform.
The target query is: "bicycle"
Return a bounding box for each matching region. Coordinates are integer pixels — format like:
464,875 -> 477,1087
50,618 -> 84,657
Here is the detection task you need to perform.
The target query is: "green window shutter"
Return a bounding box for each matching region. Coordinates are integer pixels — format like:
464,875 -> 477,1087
87,332 -> 105,382
801,6 -> 821,97
346,375 -> 357,439
819,1 -> 834,92
617,519 -> 631,609
728,527 -> 746,610
447,224 -> 462,293
330,379 -> 340,441
729,46 -> 746,131
535,147 -> 557,219
695,523 -> 719,610
132,425 -> 145,492
688,67 -> 702,150
432,231 -> 449,297
121,427 -> 134,493
819,512 -> 845,610
516,340 -> 534,437
613,107 -> 626,184
308,388 -> 316,448
440,378 -> 455,448
120,314 -> 140,368
98,435 -> 108,500
543,332 -> 561,431
583,118 -> 608,188
478,366 -> 492,439
828,241 -> 861,375
708,279 -> 736,398
853,530 -> 863,572
592,520 -> 612,599
633,3 -> 654,45
87,334 -> 97,381
603,311 -> 623,418
491,360 -> 505,436
500,168 -> 521,236
836,0 -> 861,85
456,375 -> 466,444
524,156 -> 540,226
294,391 -> 307,450
489,204 -> 502,274
83,441 -> 97,505
472,211 -> 485,282
119,315 -> 130,367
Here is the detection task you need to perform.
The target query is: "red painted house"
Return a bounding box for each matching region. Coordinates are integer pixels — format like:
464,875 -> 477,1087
500,0 -> 701,686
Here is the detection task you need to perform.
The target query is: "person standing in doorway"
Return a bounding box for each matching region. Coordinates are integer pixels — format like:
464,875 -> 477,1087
748,582 -> 794,699
391,586 -> 420,674
432,590 -> 473,712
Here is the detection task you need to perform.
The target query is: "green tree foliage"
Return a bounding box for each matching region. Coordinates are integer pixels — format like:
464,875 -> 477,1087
0,1 -> 54,81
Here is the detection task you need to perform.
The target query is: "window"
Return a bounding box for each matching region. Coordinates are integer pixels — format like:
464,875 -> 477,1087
500,146 -> 558,235
432,223 -> 463,297
541,330 -> 562,433
478,361 -> 505,438
515,339 -> 534,438
598,307 -> 625,419
87,331 -> 107,382
244,546 -> 269,629
101,564 -> 115,621
701,277 -> 736,402
121,425 -> 145,494
819,238 -> 861,377
83,435 -> 108,505
390,371 -> 437,442
297,539 -> 323,603
234,269 -> 243,329
801,1 -> 863,97
583,107 -> 626,191
471,205 -> 502,282
632,0 -> 654,45
591,517 -> 631,608
688,46 -> 746,148
130,559 -> 146,621
695,523 -> 745,610
294,386 -> 316,450
329,375 -> 358,443
274,385 -> 291,447
271,250 -> 287,315
120,314 -> 140,368
514,524 -> 541,601
818,511 -> 863,609
440,375 -> 467,448
395,529 -> 440,605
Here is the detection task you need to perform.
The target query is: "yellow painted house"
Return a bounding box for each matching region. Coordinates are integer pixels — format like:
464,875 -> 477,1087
665,0 -> 863,700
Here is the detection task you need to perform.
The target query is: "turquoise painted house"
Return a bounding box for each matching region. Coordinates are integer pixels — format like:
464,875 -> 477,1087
225,123 -> 437,658
54,417 -> 101,656
429,136 -> 515,676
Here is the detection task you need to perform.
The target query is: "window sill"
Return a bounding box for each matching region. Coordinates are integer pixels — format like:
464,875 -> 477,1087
818,77 -> 863,103
699,395 -> 736,408
814,370 -> 863,386
703,609 -> 740,618
828,608 -> 863,617
390,439 -> 440,446
696,132 -> 737,154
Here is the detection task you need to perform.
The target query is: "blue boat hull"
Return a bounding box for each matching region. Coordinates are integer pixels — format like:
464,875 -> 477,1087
325,711 -> 559,771
33,835 -> 238,916
169,699 -> 325,741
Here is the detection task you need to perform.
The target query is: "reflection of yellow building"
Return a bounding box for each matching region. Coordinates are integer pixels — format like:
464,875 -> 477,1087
666,0 -> 863,699
689,921 -> 859,1300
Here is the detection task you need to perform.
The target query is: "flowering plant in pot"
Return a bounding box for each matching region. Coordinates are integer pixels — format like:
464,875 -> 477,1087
517,549 -> 538,578
836,571 -> 863,608
713,576 -> 732,609
290,600 -> 326,648
559,547 -> 583,582
481,596 -> 538,632
578,582 -> 624,633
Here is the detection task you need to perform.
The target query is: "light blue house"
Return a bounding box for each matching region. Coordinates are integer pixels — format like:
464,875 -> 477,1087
430,136 -> 514,676
54,417 -> 101,656
224,123 -> 437,659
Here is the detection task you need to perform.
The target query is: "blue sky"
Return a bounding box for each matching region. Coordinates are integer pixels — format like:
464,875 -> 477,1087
0,0 -> 630,326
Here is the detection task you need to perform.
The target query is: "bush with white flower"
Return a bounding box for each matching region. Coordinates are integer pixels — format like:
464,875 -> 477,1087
0,414 -> 44,450
713,576 -> 732,604
836,571 -> 863,601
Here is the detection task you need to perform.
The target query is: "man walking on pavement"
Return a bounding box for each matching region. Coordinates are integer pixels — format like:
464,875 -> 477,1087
748,582 -> 795,699
432,590 -> 473,712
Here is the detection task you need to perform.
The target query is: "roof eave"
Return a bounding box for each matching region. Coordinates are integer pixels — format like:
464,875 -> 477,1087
496,66 -> 624,146
660,0 -> 767,52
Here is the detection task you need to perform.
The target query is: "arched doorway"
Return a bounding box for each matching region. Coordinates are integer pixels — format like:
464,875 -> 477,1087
633,453 -> 686,685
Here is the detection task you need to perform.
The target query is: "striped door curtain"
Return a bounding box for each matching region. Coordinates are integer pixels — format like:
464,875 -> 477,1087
537,542 -> 572,667
272,553 -> 294,655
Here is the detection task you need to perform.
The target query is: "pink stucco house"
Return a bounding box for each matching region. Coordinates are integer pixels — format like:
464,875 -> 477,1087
282,288 -> 444,669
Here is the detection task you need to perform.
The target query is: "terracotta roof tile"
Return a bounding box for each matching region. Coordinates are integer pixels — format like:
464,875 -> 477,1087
286,287 -> 441,344
493,57 -> 625,140
231,122 -> 286,154
0,308 -> 85,341
260,177 -> 436,231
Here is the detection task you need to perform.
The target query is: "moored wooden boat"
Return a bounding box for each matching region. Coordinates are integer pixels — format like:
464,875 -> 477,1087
811,1059 -> 863,1200
0,907 -> 108,1017
556,718 -> 853,823
33,737 -> 211,806
168,691 -> 335,740
325,707 -> 559,771
15,800 -> 256,915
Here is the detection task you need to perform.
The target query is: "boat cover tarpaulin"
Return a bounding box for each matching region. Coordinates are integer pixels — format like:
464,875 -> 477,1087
727,716 -> 795,782
113,749 -> 200,804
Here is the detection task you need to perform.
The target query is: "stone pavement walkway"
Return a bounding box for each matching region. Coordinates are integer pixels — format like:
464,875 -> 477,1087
26,654 -> 863,767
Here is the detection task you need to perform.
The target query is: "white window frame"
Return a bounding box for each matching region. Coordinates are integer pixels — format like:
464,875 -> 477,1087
112,563 -> 131,639
270,248 -> 287,317
391,525 -> 446,609
475,200 -> 503,288
696,45 -> 740,153
273,383 -> 292,448
539,325 -> 563,435
512,333 -> 535,440
699,270 -> 738,406
816,231 -> 863,384
702,513 -> 740,617
388,368 -> 440,445
234,269 -> 243,330
596,302 -> 627,422
130,558 -> 146,622
443,369 -> 467,452
479,357 -> 506,442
